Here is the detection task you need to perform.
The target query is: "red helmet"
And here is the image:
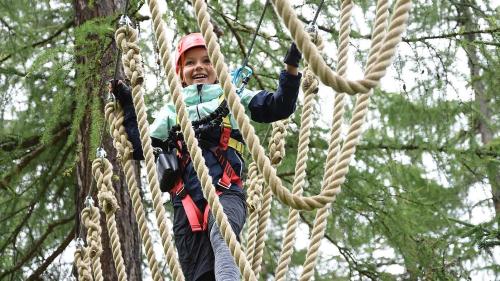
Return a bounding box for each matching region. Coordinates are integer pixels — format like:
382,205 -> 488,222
175,33 -> 207,74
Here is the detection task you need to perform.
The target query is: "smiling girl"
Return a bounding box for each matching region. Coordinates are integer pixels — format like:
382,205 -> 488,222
112,33 -> 302,281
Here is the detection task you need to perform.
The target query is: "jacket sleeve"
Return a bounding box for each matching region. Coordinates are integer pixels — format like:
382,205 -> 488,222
122,108 -> 167,160
121,105 -> 145,160
247,70 -> 302,123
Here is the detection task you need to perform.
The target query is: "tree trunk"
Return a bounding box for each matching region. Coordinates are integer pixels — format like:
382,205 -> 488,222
74,1 -> 142,280
456,0 -> 500,219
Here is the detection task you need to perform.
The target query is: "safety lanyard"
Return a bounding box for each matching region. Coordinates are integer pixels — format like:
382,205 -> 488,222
231,0 -> 269,93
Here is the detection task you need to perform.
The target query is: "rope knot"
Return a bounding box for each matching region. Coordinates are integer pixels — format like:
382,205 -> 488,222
98,191 -> 120,214
269,120 -> 289,166
301,67 -> 319,93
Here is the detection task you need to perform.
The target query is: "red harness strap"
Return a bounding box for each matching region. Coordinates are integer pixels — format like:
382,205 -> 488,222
171,120 -> 243,232
172,182 -> 223,232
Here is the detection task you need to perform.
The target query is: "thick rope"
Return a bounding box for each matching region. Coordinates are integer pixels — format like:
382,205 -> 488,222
250,174 -> 271,276
115,25 -> 185,281
82,205 -> 103,281
92,157 -> 128,281
249,119 -> 290,278
244,162 -> 262,265
192,0 -> 411,212
298,1 -> 391,280
104,101 -> 164,281
274,32 -> 323,280
269,119 -> 289,165
146,1 -> 257,279
297,0 -> 354,279
271,0 -> 412,94
74,246 -> 93,281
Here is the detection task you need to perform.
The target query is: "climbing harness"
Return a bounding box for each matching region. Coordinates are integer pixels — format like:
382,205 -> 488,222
169,94 -> 245,232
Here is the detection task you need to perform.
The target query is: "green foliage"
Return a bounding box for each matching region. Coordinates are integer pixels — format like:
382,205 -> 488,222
0,0 -> 499,280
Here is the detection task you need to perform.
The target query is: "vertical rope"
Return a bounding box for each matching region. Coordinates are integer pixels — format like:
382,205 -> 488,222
74,246 -> 93,281
250,119 -> 290,277
115,24 -> 185,280
82,205 -> 104,281
274,32 -> 323,280
92,157 -> 128,281
104,101 -> 164,281
299,1 -> 391,280
245,162 -> 263,266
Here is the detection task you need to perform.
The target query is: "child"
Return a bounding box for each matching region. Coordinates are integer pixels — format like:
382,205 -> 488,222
112,33 -> 302,281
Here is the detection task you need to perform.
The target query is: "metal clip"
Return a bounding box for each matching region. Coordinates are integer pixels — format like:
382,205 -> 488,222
76,238 -> 85,248
85,196 -> 94,208
96,147 -> 107,158
306,24 -> 318,34
119,15 -> 133,28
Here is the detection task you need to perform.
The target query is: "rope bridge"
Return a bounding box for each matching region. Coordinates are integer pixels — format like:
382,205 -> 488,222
74,0 -> 412,280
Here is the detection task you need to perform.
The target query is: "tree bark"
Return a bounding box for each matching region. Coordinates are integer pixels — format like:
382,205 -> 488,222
74,1 -> 142,280
456,0 -> 500,219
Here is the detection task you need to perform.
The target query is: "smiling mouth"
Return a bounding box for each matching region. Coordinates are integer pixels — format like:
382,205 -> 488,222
192,74 -> 208,80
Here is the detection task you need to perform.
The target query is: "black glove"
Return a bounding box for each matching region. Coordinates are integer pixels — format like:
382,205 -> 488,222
283,42 -> 302,67
109,80 -> 133,109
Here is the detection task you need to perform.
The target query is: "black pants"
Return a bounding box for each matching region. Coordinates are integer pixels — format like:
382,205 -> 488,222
173,192 -> 246,281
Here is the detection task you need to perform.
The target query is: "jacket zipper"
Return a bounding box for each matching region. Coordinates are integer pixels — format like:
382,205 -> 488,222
196,84 -> 203,119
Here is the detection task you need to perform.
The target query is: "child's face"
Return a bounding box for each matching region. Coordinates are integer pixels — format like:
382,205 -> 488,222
181,47 -> 217,86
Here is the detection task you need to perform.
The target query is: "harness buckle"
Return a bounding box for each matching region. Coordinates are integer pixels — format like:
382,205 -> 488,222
175,186 -> 187,198
217,178 -> 231,189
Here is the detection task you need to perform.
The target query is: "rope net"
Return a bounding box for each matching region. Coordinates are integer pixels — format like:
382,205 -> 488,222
74,0 -> 412,280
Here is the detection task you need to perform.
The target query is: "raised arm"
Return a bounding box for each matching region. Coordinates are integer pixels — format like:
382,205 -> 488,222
246,42 -> 302,123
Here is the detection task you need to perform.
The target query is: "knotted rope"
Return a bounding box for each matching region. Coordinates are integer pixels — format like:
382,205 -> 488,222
82,204 -> 103,281
269,119 -> 289,165
244,162 -> 263,266
92,157 -> 128,281
250,119 -> 290,278
104,101 -> 164,281
74,246 -> 93,281
115,24 -> 185,281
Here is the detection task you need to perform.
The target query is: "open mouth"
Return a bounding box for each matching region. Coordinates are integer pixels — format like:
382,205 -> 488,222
192,74 -> 208,80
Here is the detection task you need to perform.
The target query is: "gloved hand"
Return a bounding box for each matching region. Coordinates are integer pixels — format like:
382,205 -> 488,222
109,80 -> 133,109
283,42 -> 302,68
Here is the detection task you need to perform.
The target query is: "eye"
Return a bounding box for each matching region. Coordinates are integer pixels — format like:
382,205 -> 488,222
203,58 -> 211,64
184,60 -> 194,66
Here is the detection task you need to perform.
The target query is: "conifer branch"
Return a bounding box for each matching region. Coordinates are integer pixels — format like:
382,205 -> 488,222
0,216 -> 74,279
299,213 -> 385,280
404,28 -> 500,42
0,20 -> 74,64
0,204 -> 36,253
0,122 -> 70,152
25,226 -> 75,281
357,142 -> 500,158
0,142 -> 71,253
0,126 -> 69,191
0,17 -> 12,31
298,15 -> 498,43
